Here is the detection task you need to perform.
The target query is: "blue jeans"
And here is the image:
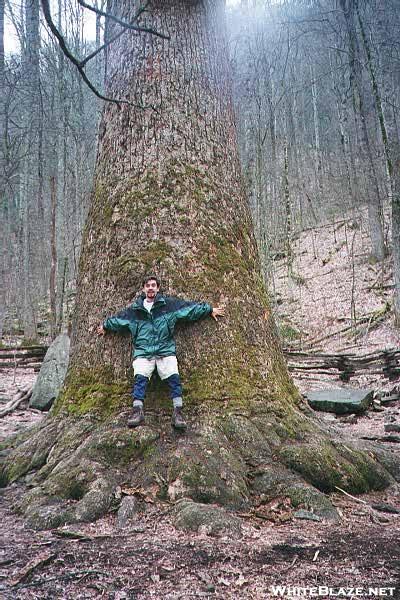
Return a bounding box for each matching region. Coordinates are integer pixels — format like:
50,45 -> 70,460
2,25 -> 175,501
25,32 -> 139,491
132,373 -> 182,402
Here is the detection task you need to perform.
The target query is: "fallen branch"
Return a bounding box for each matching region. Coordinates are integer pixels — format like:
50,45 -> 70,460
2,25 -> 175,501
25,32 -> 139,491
14,569 -> 108,589
334,486 -> 368,505
0,386 -> 32,418
361,435 -> 400,443
52,530 -> 92,540
10,552 -> 57,586
370,503 -> 400,514
303,304 -> 391,348
335,487 -> 400,516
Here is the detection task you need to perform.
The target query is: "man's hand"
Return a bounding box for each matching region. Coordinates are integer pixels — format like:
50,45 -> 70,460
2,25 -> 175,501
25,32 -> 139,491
211,306 -> 225,321
97,324 -> 106,335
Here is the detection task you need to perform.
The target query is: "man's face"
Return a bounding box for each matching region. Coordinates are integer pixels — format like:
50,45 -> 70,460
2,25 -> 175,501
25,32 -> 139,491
143,279 -> 160,300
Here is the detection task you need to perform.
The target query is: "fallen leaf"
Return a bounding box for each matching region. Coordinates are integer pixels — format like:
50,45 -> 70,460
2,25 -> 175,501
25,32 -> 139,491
235,574 -> 249,587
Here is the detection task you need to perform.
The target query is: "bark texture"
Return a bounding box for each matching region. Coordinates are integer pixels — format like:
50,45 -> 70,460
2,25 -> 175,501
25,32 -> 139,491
65,0 -> 292,411
1,0 -> 398,530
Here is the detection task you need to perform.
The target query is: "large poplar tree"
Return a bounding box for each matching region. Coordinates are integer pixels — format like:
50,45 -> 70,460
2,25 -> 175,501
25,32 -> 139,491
1,0 -> 398,529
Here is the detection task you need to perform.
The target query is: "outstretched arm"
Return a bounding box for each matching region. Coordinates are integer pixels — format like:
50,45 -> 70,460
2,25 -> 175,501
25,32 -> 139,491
174,301 -> 212,322
174,300 -> 225,323
97,307 -> 133,335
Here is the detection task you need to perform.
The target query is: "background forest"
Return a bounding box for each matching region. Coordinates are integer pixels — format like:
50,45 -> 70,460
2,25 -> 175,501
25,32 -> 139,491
1,0 -> 400,345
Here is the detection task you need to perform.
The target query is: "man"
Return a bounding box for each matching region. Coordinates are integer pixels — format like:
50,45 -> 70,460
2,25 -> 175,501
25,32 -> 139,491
97,275 -> 225,430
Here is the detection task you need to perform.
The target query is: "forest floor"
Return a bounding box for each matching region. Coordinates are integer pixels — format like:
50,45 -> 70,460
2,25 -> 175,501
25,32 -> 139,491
1,208 -> 400,599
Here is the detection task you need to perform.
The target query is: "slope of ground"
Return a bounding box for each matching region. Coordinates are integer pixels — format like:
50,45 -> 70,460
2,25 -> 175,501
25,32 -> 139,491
274,208 -> 399,355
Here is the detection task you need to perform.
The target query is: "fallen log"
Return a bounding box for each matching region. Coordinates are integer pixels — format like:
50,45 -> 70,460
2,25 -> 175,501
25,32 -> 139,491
0,361 -> 43,370
0,345 -> 47,353
360,435 -> 400,443
0,351 -> 46,360
0,386 -> 32,418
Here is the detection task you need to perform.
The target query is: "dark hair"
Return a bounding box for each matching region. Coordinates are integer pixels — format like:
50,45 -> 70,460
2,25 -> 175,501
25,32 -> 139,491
142,274 -> 161,287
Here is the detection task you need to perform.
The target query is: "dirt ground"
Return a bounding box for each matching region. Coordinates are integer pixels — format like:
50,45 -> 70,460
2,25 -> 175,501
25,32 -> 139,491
0,471 -> 399,599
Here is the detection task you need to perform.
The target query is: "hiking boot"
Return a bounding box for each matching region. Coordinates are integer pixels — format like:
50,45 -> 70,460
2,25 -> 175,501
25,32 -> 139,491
172,407 -> 187,430
127,405 -> 145,428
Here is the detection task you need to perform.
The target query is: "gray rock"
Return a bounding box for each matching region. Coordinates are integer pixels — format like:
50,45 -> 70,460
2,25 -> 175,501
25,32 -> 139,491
285,484 -> 340,522
384,423 -> 400,433
117,496 -> 138,528
174,499 -> 242,537
319,413 -> 337,422
30,334 -> 70,411
371,502 -> 400,514
293,509 -> 321,522
381,435 -> 400,443
306,388 -> 373,415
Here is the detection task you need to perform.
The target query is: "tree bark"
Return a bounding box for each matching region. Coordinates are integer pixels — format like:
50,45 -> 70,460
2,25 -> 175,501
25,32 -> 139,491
1,0 -> 398,530
355,3 -> 400,324
20,0 -> 42,341
339,0 -> 386,261
66,0 -> 288,408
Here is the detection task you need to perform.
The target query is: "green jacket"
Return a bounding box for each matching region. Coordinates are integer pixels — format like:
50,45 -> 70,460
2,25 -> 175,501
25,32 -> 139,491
103,293 -> 212,358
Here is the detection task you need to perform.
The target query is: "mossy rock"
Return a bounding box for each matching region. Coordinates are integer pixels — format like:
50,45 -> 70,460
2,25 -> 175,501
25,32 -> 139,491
306,389 -> 373,415
173,499 -> 242,537
278,441 -> 395,494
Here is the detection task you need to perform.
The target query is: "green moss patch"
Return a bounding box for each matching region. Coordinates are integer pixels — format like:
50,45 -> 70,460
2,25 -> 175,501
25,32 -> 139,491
1,420 -> 61,485
55,367 -> 131,418
85,427 -> 159,467
279,441 -> 393,494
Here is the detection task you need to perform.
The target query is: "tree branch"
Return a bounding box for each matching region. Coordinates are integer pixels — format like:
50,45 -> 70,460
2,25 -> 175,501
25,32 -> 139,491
76,0 -> 170,40
79,28 -> 127,68
40,0 -> 168,108
40,0 -> 127,106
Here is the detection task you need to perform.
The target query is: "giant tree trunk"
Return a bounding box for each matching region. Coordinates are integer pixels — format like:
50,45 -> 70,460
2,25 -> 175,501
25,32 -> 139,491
1,0 -> 398,530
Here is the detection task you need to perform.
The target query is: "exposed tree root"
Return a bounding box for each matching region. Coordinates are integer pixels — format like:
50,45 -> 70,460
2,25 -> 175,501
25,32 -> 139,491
1,403 -> 399,530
